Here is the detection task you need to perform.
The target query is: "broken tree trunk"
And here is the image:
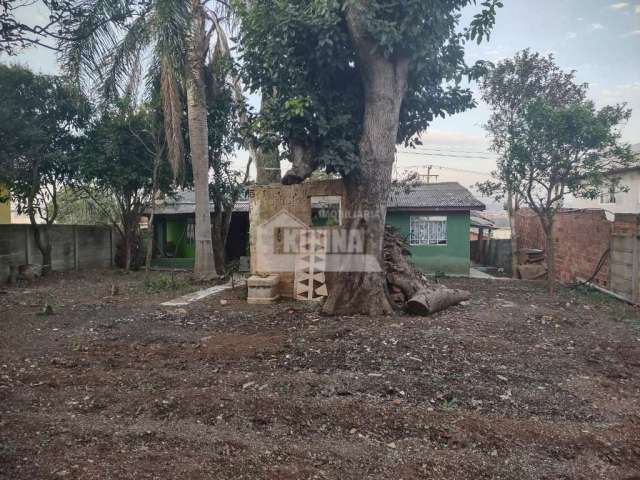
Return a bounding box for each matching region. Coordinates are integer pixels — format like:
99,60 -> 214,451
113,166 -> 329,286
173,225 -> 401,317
384,226 -> 470,315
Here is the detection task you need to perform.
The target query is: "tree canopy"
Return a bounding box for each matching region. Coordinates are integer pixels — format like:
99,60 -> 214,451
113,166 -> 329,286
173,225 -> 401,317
0,63 -> 89,224
235,0 -> 499,178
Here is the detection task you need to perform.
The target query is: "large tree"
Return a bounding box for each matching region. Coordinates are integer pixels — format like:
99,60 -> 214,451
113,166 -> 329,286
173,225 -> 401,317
0,63 -> 89,274
478,49 -> 588,277
236,0 -> 500,315
78,103 -> 172,271
480,97 -> 635,293
60,0 -> 233,279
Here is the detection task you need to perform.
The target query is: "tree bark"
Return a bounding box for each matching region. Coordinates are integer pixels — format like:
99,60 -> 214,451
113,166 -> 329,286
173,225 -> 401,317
507,191 -> 520,278
186,0 -> 217,279
322,4 -> 409,316
27,202 -> 52,276
123,228 -> 132,271
542,217 -> 555,294
255,93 -> 281,185
385,226 -> 470,314
255,146 -> 281,184
33,225 -> 52,276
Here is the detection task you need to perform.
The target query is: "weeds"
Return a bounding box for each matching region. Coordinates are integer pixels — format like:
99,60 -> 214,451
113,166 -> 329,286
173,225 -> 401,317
143,272 -> 190,294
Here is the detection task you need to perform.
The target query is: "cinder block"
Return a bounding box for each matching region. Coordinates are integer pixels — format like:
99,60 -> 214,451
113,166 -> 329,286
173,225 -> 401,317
247,274 -> 280,304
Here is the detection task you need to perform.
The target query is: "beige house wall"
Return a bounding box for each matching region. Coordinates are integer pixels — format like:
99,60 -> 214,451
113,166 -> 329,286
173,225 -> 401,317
249,180 -> 346,298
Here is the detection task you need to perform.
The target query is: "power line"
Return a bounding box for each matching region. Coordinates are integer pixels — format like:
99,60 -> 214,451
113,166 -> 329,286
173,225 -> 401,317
412,146 -> 499,156
400,163 -> 493,176
397,150 -> 496,160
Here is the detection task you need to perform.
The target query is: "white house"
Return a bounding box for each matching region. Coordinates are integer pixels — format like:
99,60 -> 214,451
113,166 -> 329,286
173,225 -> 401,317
571,143 -> 640,214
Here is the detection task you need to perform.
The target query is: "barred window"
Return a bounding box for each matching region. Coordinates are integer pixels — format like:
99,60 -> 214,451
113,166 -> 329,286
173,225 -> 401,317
409,216 -> 447,246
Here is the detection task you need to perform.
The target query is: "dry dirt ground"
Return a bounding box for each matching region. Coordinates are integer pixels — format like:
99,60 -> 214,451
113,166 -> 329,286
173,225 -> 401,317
1,269 -> 640,480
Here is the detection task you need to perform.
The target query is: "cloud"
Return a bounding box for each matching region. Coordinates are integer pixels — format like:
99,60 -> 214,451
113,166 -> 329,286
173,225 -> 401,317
621,29 -> 640,37
610,2 -> 630,9
566,31 -> 578,39
636,4 -> 640,14
590,23 -> 605,30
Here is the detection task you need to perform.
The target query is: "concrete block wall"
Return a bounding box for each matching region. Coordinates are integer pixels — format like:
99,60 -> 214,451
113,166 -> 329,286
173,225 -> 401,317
0,225 -> 114,283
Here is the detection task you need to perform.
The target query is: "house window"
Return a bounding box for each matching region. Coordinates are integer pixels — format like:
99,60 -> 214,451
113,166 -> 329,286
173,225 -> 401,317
600,184 -> 616,204
310,196 -> 341,227
410,216 -> 447,246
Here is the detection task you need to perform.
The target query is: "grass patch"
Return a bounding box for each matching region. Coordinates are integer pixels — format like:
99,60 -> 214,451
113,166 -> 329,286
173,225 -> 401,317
143,273 -> 192,294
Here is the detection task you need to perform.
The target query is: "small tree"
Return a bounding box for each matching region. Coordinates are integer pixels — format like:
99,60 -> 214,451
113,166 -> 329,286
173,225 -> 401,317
479,50 -> 588,277
479,98 -> 635,293
0,63 -> 89,274
79,104 -> 172,271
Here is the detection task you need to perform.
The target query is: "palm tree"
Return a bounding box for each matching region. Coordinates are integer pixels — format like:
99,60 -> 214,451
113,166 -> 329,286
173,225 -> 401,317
61,0 -> 231,278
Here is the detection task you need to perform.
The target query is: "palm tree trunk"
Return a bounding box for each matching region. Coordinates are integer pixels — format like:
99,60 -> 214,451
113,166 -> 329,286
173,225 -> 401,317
186,0 -> 217,279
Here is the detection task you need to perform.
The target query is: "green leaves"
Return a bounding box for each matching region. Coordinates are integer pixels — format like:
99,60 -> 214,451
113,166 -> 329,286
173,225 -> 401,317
236,0 -> 501,176
0,64 -> 91,223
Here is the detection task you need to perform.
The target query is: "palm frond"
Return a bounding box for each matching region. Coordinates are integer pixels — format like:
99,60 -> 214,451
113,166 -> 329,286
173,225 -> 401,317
60,0 -> 132,90
99,12 -> 152,102
160,64 -> 185,183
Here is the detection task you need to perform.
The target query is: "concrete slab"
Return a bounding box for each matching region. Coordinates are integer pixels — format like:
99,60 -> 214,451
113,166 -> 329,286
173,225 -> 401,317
161,283 -> 233,307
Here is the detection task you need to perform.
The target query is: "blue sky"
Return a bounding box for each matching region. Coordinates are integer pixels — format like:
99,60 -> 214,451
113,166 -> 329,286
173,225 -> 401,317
2,0 -> 639,188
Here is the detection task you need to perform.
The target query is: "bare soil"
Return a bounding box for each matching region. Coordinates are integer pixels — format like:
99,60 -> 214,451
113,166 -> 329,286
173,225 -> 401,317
1,270 -> 639,479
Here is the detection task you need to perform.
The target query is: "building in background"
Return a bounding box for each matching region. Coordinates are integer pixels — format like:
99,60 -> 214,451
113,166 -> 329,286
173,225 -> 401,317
571,143 -> 640,215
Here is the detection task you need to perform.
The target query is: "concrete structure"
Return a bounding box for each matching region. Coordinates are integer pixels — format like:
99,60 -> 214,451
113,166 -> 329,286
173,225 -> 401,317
0,224 -> 114,283
247,275 -> 281,304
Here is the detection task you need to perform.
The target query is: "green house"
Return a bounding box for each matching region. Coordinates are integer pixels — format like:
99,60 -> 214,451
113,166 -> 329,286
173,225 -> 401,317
386,182 -> 485,275
148,181 -> 484,275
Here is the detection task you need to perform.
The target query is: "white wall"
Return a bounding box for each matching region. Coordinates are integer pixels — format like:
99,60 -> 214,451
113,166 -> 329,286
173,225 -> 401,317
572,170 -> 640,214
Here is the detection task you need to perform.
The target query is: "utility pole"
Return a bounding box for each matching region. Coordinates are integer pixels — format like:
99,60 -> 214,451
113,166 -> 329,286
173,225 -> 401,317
420,165 -> 439,184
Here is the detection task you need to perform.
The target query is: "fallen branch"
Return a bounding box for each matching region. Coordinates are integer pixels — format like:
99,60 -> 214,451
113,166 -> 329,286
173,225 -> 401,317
384,226 -> 470,315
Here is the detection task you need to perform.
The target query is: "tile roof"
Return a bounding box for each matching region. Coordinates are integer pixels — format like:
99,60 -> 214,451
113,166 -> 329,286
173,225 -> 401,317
152,181 -> 484,215
153,191 -> 249,215
387,182 -> 485,211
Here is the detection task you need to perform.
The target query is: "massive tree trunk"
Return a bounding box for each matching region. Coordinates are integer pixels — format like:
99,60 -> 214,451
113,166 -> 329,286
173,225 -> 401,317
255,93 -> 281,185
255,146 -> 281,185
322,4 -> 409,316
186,0 -> 217,279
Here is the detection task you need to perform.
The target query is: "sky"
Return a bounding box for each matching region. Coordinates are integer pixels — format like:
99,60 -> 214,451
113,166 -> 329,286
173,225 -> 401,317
3,0 -> 640,203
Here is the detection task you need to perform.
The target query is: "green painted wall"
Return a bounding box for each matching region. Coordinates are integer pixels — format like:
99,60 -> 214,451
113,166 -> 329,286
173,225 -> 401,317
166,220 -> 196,258
386,211 -> 471,274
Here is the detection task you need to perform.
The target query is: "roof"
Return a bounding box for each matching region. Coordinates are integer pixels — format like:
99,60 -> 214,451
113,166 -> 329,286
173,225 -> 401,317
470,214 -> 496,229
153,190 -> 249,216
153,181 -> 485,215
387,182 -> 485,211
602,143 -> 640,175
